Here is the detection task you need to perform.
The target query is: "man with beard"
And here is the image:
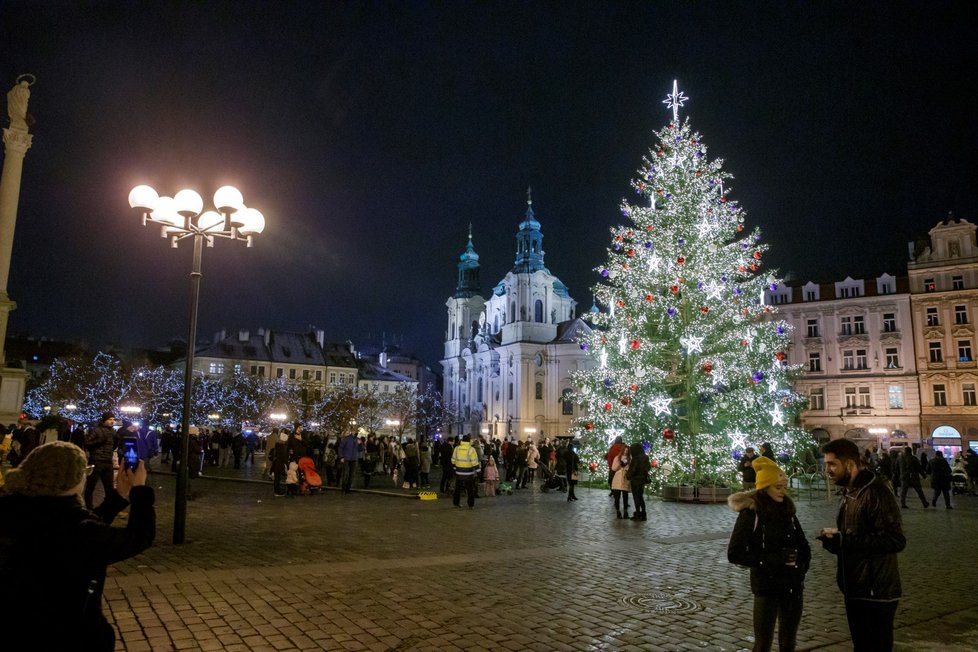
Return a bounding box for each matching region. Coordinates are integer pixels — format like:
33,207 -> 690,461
818,438 -> 905,652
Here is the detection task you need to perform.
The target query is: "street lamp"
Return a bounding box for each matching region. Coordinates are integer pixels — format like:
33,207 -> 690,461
129,184 -> 264,544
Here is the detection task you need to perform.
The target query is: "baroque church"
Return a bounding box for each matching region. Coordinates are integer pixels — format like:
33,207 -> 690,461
441,192 -> 595,441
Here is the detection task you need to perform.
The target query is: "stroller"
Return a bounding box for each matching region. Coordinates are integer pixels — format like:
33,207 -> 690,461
951,468 -> 969,495
297,457 -> 323,495
538,463 -> 564,493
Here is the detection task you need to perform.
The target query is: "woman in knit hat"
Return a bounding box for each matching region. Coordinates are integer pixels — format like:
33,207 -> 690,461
0,441 -> 156,652
727,456 -> 810,652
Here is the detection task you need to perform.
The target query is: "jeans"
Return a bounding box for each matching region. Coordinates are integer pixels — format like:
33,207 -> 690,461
341,460 -> 358,492
845,599 -> 897,651
753,593 -> 803,652
454,473 -> 477,507
84,463 -> 114,509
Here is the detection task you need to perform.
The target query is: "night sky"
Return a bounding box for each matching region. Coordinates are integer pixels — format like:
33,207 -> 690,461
2,2 -> 976,368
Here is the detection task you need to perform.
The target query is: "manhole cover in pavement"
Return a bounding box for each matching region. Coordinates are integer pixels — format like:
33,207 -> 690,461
619,592 -> 703,613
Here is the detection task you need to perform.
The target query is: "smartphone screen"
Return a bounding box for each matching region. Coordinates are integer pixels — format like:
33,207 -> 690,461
123,439 -> 138,470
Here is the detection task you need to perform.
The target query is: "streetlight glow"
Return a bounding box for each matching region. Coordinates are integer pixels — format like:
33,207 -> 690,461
131,182 -> 263,545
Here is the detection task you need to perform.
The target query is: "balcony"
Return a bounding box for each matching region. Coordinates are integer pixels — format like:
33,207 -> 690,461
841,407 -> 873,416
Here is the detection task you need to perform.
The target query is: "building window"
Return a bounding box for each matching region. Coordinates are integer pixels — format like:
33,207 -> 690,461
276,367 -> 284,378
858,386 -> 871,407
965,384 -> 977,406
885,347 -> 900,369
855,349 -> 867,369
208,362 -> 224,374
882,313 -> 896,332
840,316 -> 852,335
924,278 -> 936,292
933,384 -> 947,406
508,383 -> 514,400
233,364 -> 242,374
929,341 -> 943,363
926,307 -> 939,326
805,290 -> 816,302
562,388 -> 574,415
329,372 -> 336,384
959,340 -> 973,362
844,387 -> 856,407
535,382 -> 543,400
314,389 -> 322,402
888,385 -> 904,409
534,299 -> 544,323
843,350 -> 854,370
806,319 -> 819,337
250,365 -> 259,376
302,369 -> 310,380
477,382 -> 483,403
953,275 -> 965,290
315,370 -> 322,381
510,302 -> 516,322
854,315 -> 865,335
955,305 -> 968,324
809,388 -> 824,410
258,366 -> 265,377
808,351 -> 821,372
289,368 -> 297,380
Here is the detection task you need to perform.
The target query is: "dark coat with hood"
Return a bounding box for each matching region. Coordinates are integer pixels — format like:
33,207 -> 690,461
820,468 -> 904,601
727,489 -> 811,596
85,424 -> 118,466
0,486 -> 156,651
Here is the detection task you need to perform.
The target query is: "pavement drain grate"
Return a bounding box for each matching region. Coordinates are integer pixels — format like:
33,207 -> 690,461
619,592 -> 703,614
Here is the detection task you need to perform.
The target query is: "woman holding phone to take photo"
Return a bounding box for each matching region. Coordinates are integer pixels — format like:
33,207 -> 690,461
727,456 -> 811,652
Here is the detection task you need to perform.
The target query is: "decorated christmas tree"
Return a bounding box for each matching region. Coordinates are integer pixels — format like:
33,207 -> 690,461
573,82 -> 813,492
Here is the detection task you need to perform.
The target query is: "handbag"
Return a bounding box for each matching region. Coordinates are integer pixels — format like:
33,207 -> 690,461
570,471 -> 579,481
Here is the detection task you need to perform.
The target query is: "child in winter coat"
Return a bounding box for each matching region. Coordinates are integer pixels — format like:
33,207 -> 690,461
484,456 -> 500,496
286,460 -> 299,497
727,457 -> 810,652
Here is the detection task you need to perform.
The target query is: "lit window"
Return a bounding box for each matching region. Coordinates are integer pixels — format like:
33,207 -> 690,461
844,387 -> 856,407
924,278 -> 936,292
208,362 -> 224,374
809,388 -> 824,410
888,385 -> 904,409
885,347 -> 900,369
858,386 -> 871,407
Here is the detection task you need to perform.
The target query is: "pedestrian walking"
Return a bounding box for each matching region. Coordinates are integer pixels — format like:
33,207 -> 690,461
818,438 -> 905,652
565,441 -> 580,502
898,446 -> 929,509
728,456 -> 810,652
338,430 -> 360,494
928,450 -> 953,509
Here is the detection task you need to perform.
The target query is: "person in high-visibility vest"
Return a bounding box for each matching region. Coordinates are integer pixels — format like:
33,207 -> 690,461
451,434 -> 480,508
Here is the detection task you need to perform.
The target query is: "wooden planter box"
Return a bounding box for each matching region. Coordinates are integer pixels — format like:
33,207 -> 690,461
661,485 -> 731,503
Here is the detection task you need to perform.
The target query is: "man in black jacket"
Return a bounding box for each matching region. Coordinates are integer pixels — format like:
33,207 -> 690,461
84,412 -> 119,509
818,438 -> 906,652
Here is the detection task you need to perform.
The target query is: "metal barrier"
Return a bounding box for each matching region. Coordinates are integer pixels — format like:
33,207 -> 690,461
789,466 -> 833,502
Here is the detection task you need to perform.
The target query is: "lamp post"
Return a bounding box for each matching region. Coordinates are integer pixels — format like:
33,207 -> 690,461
129,184 -> 264,544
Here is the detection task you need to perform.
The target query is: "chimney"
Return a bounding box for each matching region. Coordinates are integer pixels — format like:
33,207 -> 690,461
379,351 -> 388,368
214,328 -> 227,343
264,330 -> 272,346
316,329 -> 325,347
238,330 -> 250,342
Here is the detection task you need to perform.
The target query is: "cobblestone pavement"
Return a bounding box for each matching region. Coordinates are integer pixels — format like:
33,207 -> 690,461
103,464 -> 978,652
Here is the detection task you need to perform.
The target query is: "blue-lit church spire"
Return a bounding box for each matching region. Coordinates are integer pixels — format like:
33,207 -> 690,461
512,187 -> 548,274
455,223 -> 481,298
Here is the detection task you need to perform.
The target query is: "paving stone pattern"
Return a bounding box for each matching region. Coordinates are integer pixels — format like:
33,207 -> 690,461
103,467 -> 978,651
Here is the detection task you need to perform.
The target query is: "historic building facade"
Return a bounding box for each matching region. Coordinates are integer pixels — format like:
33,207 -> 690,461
441,195 -> 594,441
769,274 -> 921,449
908,217 -> 978,452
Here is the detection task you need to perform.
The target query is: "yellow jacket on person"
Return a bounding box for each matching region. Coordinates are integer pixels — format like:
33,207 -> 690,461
451,442 -> 480,472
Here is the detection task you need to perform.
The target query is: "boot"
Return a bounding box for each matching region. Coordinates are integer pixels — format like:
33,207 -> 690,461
616,508 -> 622,519
639,512 -> 647,521
623,509 -> 629,519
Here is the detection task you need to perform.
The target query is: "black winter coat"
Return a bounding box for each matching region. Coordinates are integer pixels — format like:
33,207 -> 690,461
728,490 -> 811,596
930,455 -> 952,490
85,425 -> 118,465
0,486 -> 156,651
821,468 -> 905,601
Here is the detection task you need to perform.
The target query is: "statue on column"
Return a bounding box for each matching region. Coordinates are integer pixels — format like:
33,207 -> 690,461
6,77 -> 33,132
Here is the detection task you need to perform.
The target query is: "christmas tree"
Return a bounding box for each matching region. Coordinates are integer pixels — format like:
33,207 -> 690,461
573,82 -> 813,491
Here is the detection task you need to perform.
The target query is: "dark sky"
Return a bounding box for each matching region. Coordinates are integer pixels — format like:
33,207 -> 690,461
2,1 -> 976,368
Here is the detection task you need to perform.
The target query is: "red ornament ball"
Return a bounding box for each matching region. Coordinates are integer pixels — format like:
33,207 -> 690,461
750,264 -> 758,272
603,402 -> 612,412
753,251 -> 762,260
736,225 -> 744,232
738,265 -> 746,272
662,428 -> 675,440
616,299 -> 625,308
651,458 -> 659,469
741,339 -> 748,347
623,263 -> 630,270
627,230 -> 634,237
621,396 -> 631,407
703,361 -> 714,374
646,225 -> 654,232
720,196 -> 727,203
775,351 -> 787,361
645,293 -> 654,303
630,383 -> 638,392
630,339 -> 641,350
627,248 -> 635,257
585,422 -> 594,431
616,235 -> 623,242
699,306 -> 709,315
670,285 -> 679,294
677,256 -> 686,265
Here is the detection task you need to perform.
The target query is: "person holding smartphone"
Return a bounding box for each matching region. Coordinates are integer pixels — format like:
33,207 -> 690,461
0,441 -> 155,651
727,456 -> 810,652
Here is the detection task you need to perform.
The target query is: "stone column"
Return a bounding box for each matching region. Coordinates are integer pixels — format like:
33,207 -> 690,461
0,78 -> 35,422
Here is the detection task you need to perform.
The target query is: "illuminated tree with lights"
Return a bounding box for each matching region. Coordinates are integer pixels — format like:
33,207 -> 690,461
572,82 -> 811,490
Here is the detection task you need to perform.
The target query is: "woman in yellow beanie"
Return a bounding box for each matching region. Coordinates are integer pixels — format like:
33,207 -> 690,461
0,441 -> 155,651
727,455 -> 811,652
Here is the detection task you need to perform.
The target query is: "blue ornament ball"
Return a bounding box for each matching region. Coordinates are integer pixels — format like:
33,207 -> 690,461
580,342 -> 589,351
603,378 -> 613,388
734,288 -> 742,295
721,276 -> 728,283
667,307 -> 677,317
601,269 -> 609,278
697,282 -> 704,289
678,238 -> 685,245
769,283 -> 778,291
776,326 -> 785,335
752,371 -> 765,382
645,241 -> 653,249
613,244 -> 622,252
